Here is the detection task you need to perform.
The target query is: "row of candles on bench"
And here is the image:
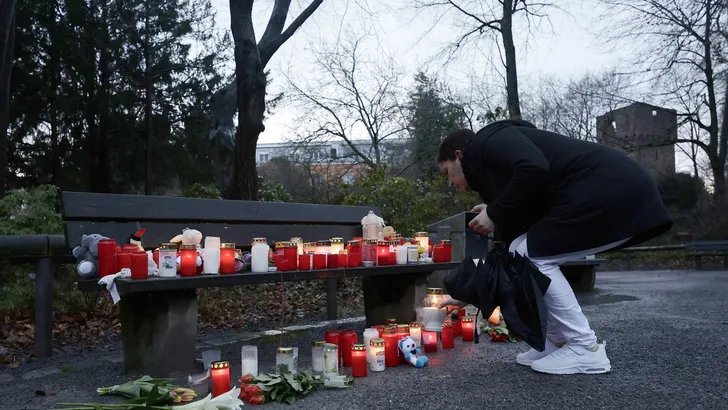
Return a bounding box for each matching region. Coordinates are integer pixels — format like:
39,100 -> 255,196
206,308 -> 479,397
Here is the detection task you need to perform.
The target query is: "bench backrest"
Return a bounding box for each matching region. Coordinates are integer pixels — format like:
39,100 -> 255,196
59,191 -> 381,250
685,241 -> 728,252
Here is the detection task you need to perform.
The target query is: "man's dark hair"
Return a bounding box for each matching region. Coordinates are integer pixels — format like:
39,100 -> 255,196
436,128 -> 475,163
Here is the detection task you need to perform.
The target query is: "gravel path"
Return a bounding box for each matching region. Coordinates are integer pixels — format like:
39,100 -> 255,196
1,270 -> 726,410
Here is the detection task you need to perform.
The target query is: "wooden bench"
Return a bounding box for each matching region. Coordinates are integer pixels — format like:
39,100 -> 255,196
685,241 -> 728,270
60,191 -> 457,376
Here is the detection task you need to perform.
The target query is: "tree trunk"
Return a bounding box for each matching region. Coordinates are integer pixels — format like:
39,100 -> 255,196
228,0 -> 265,200
500,0 -> 521,119
144,4 -> 153,195
0,0 -> 17,198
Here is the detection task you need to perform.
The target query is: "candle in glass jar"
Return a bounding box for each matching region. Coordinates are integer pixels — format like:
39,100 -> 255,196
130,251 -> 148,280
325,330 -> 341,364
397,324 -> 411,364
117,251 -> 132,270
290,237 -> 304,255
377,241 -> 390,266
351,344 -> 367,377
388,241 -> 397,265
452,311 -> 462,337
414,232 -> 430,256
422,288 -> 447,331
408,322 -> 422,347
330,237 -> 344,255
362,328 -> 379,364
441,239 -> 452,262
395,243 -> 408,265
340,329 -> 357,367
361,239 -> 377,266
369,338 -> 385,372
373,325 -> 384,338
157,243 -> 177,278
461,317 -> 475,342
299,253 -> 311,270
251,238 -> 270,273
219,243 -> 236,274
304,242 -> 317,255
422,330 -> 438,353
312,340 -> 325,373
316,240 -> 331,254
276,347 -> 297,374
386,318 -> 397,326
312,254 -> 326,269
441,322 -> 455,348
179,244 -> 198,276
323,343 -> 339,378
97,239 -> 118,278
211,360 -> 230,397
282,242 -> 298,269
382,326 -> 399,367
241,345 -> 258,377
336,253 -> 347,268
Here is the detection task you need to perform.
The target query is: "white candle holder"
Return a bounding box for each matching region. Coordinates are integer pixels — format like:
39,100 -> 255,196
241,345 -> 258,377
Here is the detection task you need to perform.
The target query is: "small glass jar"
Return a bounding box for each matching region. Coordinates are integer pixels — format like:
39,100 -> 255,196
362,328 -> 379,364
415,232 -> 430,255
377,240 -> 390,266
179,244 -> 198,276
158,243 -> 178,278
369,338 -> 385,372
251,238 -> 270,273
441,239 -> 452,262
351,344 -> 367,377
219,243 -> 236,274
323,343 -> 339,378
290,237 -> 304,255
330,237 -> 344,255
408,322 -> 422,347
316,240 -> 331,254
276,347 -> 297,374
422,288 -> 447,331
362,239 -> 377,266
312,340 -> 325,373
283,242 -> 298,268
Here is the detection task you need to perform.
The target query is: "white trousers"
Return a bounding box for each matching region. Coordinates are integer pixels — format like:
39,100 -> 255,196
508,233 -> 630,347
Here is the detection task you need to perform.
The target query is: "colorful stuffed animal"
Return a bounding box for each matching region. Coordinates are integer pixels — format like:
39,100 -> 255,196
128,223 -> 146,252
398,336 -> 428,368
72,233 -> 109,278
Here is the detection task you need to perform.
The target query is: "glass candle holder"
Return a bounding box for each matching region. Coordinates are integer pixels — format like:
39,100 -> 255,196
211,360 -> 230,397
395,243 -> 408,265
452,311 -> 462,337
241,345 -> 258,377
282,242 -> 297,269
422,330 -> 438,353
219,243 -> 236,274
179,244 -> 198,276
290,237 -> 304,255
362,239 -> 377,266
382,326 -> 399,367
461,317 -> 475,342
312,254 -> 326,269
276,347 -> 297,374
340,329 -> 357,367
441,239 -> 452,262
316,240 -> 331,254
97,239 -> 118,278
422,288 -> 447,331
376,241 -> 390,266
408,322 -> 422,347
324,330 -> 341,364
441,322 -> 455,348
304,242 -> 317,255
157,243 -> 177,277
351,344 -> 367,377
117,251 -> 132,270
330,237 -> 344,255
312,340 -> 325,373
299,253 -> 311,270
362,328 -> 379,364
414,232 -> 430,256
369,338 -> 385,372
251,238 -> 270,273
336,253 -> 347,268
327,251 -> 338,269
323,343 -> 339,378
373,325 -> 384,338
130,251 -> 148,280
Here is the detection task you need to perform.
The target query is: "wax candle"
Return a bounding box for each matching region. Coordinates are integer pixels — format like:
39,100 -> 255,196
331,237 -> 344,255
325,330 -> 341,364
414,232 -> 430,256
362,239 -> 377,266
251,238 -> 270,273
362,328 -> 379,364
340,329 -> 357,367
441,239 -> 452,262
312,340 -> 325,373
211,360 -> 230,397
461,317 -> 475,342
408,322 -> 422,347
382,326 -> 399,367
203,236 -> 221,274
336,253 -> 347,268
276,347 -> 297,374
432,244 -> 444,263
351,344 -> 367,377
312,254 -> 326,269
441,322 -> 454,348
347,240 -> 361,256
377,241 -> 390,266
157,243 -> 177,278
117,251 -> 132,270
421,288 -> 447,331
369,338 -> 385,372
347,251 -> 361,268
327,252 -> 338,269
97,239 -> 118,277
130,251 -> 148,280
396,324 -> 410,364
395,244 -> 408,264
323,343 -> 339,378
178,244 -> 197,276
422,330 -> 438,353
316,240 -> 331,254
283,242 -> 298,269
241,345 -> 258,377
299,254 -> 311,270
219,243 -> 235,274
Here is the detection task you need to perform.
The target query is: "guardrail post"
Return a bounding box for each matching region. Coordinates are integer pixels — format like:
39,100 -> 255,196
35,257 -> 54,358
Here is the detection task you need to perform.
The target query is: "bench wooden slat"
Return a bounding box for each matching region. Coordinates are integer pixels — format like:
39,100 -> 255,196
60,191 -> 378,225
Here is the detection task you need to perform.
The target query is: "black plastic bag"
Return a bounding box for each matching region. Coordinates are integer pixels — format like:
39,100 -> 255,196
443,241 -> 552,352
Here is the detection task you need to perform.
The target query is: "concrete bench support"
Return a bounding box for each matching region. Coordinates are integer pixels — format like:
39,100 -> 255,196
362,273 -> 428,326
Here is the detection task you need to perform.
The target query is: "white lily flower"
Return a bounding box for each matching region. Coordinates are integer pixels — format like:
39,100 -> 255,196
174,387 -> 244,410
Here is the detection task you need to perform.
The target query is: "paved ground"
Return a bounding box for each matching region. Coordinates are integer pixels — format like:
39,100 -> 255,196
1,270 -> 727,410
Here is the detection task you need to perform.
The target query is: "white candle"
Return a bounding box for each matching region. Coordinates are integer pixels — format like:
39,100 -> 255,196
312,341 -> 325,372
362,328 -> 379,363
241,345 -> 258,377
395,245 -> 408,265
251,238 -> 270,273
421,307 -> 447,332
408,323 -> 422,347
203,248 -> 220,274
369,338 -> 385,372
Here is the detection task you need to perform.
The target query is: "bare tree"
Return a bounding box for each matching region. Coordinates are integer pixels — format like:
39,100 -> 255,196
412,0 -> 556,119
282,34 -> 408,169
211,0 -> 323,200
0,0 -> 17,199
598,0 -> 728,201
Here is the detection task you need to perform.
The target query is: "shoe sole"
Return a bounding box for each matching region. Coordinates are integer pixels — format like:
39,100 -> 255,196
516,357 -> 540,366
531,360 -> 611,375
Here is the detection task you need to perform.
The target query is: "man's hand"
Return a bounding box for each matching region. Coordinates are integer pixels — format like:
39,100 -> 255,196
471,203 -> 486,213
468,206 -> 495,234
437,297 -> 467,315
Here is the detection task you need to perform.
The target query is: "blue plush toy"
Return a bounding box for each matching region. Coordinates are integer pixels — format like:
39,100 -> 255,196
398,336 -> 429,368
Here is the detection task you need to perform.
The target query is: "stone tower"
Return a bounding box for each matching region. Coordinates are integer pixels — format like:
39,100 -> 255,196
596,102 -> 677,180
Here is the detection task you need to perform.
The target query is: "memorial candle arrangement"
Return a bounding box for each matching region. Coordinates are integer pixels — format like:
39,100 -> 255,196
210,360 -> 230,397
350,344 -> 367,377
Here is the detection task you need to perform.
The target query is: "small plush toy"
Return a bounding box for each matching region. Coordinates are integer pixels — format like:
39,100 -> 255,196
171,228 -> 203,271
382,226 -> 396,240
398,336 -> 428,368
128,223 -> 146,252
72,233 -> 109,278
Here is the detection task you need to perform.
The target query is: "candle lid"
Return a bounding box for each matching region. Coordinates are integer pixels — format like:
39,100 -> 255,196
331,237 -> 344,244
347,240 -> 361,246
277,347 -> 294,355
304,241 -> 317,246
363,239 -> 378,245
312,340 -> 326,348
383,325 -> 397,334
179,244 -> 197,250
461,317 -> 474,323
290,237 -> 303,242
441,239 -> 451,245
283,242 -> 297,248
211,360 -> 229,369
220,243 -> 236,249
351,344 -> 366,351
408,322 -> 421,328
396,324 -> 410,333
317,240 -> 331,246
252,238 -> 267,244
370,338 -> 385,347
159,243 -> 177,250
414,232 -> 428,237
377,240 -> 389,246
442,322 -> 453,328
426,287 -> 444,295
385,318 -> 397,324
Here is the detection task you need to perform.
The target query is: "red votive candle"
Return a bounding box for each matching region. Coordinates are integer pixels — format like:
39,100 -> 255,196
179,244 -> 197,276
373,325 -> 383,338
298,254 -> 311,270
422,330 -> 438,353
130,251 -> 148,280
453,313 -> 462,337
441,240 -> 452,262
337,253 -> 347,268
97,239 -> 118,277
325,329 -> 341,364
274,259 -> 290,272
313,254 -> 326,269
377,241 -> 390,266
117,251 -> 132,270
382,326 -> 399,367
397,324 -> 410,364
341,329 -> 357,367
210,360 -> 230,397
461,317 -> 475,342
327,254 -> 338,269
283,242 -> 298,269
432,245 -> 444,263
347,252 -> 361,268
122,244 -> 139,253
441,322 -> 454,348
152,249 -> 159,267
219,243 -> 236,274
351,344 -> 367,377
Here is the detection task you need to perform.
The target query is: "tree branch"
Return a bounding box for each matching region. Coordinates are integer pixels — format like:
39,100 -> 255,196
259,0 -> 324,66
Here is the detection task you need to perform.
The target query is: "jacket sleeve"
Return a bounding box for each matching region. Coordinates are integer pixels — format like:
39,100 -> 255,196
483,127 -> 550,226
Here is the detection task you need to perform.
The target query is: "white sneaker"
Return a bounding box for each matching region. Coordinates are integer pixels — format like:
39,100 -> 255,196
515,339 -> 559,366
531,341 -> 611,375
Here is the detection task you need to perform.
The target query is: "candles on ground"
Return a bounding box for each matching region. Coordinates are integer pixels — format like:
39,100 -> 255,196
422,288 -> 448,331
312,340 -> 325,373
422,330 -> 438,353
377,241 -> 390,266
452,311 -> 462,337
369,338 -> 385,372
251,238 -> 270,273
241,345 -> 258,377
219,243 -> 236,274
325,330 -> 341,364
408,322 -> 422,347
323,343 -> 339,378
97,239 -> 118,278
276,347 -> 297,374
396,324 -> 410,365
382,326 -> 399,367
130,251 -> 148,280
461,317 -> 475,342
178,244 -> 197,276
362,328 -> 379,364
351,344 -> 367,377
157,243 -> 177,277
341,329 -> 357,367
211,360 -> 230,397
331,237 -> 345,255
441,322 -> 455,348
